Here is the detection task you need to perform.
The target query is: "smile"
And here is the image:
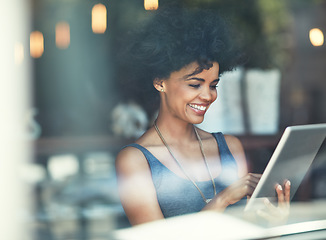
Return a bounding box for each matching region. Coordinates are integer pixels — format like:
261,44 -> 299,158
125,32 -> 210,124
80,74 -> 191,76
189,104 -> 207,111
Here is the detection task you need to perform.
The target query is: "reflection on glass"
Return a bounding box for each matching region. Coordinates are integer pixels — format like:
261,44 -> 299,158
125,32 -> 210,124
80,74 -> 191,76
56,22 -> 70,49
92,3 -> 107,34
144,0 -> 159,10
14,42 -> 24,65
30,31 -> 44,58
309,28 -> 324,46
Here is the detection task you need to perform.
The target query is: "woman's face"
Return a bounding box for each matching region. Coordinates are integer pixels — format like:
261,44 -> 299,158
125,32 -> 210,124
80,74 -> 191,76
156,61 -> 219,124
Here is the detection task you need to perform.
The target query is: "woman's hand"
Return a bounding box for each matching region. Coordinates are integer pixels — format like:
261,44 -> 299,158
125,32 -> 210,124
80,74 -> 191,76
257,180 -> 291,225
204,173 -> 262,211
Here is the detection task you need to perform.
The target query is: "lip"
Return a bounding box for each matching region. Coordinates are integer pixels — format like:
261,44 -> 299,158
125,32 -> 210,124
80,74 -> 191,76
188,103 -> 209,115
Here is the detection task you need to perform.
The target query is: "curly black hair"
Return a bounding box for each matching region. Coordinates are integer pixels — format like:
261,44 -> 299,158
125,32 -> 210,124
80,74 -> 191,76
117,7 -> 243,116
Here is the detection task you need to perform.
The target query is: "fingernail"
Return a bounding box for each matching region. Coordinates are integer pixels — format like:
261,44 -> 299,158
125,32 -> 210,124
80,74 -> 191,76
277,184 -> 283,191
287,180 -> 291,186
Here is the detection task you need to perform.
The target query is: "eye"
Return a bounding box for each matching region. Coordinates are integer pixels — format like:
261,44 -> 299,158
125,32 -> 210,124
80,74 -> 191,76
189,84 -> 200,89
210,85 -> 218,90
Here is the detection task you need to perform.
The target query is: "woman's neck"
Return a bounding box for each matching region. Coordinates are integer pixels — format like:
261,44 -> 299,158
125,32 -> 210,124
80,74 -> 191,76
154,113 -> 197,145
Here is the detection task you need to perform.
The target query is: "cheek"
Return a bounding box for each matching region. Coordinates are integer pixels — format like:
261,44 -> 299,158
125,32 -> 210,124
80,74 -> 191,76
173,87 -> 192,100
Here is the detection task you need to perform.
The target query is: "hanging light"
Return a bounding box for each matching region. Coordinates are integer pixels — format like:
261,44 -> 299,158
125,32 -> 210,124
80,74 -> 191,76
30,31 -> 44,58
56,22 -> 70,49
309,28 -> 324,47
92,3 -> 107,34
144,0 -> 159,10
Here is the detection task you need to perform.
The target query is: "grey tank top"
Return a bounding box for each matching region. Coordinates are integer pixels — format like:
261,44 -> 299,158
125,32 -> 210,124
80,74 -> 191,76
124,132 -> 239,218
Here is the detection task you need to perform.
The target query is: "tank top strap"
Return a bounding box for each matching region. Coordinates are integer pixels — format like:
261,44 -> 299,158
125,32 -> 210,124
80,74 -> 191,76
211,132 -> 238,169
122,143 -> 160,170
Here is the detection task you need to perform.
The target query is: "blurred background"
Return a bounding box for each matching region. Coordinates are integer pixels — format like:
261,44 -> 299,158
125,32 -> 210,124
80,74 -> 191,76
1,0 -> 326,239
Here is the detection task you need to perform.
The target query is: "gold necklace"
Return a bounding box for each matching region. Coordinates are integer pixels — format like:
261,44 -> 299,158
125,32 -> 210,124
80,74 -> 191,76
154,121 -> 217,204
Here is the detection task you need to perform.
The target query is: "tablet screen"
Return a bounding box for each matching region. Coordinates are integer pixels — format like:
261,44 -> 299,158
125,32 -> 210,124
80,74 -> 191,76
244,123 -> 326,212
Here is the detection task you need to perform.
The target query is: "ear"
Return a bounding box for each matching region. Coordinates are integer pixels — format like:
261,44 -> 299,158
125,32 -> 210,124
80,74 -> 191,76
153,78 -> 165,92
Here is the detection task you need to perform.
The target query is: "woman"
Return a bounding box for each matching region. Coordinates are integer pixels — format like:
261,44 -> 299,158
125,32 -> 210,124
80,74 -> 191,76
115,7 -> 290,226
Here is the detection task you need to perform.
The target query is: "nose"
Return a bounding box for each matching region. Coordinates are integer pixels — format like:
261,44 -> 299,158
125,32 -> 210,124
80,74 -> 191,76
199,86 -> 215,102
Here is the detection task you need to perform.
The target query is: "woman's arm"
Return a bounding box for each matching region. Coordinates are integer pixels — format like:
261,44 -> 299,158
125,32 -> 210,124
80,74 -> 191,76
225,134 -> 249,178
115,147 -> 164,225
202,135 -> 260,211
202,135 -> 291,223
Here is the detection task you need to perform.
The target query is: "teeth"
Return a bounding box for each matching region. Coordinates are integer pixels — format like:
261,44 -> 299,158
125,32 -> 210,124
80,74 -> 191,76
189,104 -> 207,111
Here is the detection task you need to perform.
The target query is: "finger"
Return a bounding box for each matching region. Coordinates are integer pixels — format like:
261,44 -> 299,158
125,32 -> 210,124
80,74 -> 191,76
245,176 -> 261,187
245,178 -> 262,196
284,180 -> 291,206
275,184 -> 285,207
241,174 -> 262,196
246,178 -> 259,188
249,173 -> 262,181
242,174 -> 261,188
284,180 -> 291,204
244,183 -> 256,196
250,176 -> 261,184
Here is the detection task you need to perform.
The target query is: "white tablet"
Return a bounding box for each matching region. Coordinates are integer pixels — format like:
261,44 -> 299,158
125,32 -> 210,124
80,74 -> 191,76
244,123 -> 326,212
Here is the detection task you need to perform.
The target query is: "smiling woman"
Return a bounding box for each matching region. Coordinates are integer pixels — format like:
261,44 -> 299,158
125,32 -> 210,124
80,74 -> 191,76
115,6 -> 291,226
117,7 -> 242,117
153,61 -> 219,125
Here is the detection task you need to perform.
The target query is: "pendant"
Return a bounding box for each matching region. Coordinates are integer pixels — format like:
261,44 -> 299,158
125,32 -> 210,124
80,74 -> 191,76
205,199 -> 212,204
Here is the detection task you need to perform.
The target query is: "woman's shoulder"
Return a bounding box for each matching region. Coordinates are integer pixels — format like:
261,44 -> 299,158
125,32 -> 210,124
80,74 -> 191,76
115,128 -> 158,174
221,134 -> 247,177
115,145 -> 147,173
212,132 -> 244,154
223,134 -> 243,148
197,128 -> 247,175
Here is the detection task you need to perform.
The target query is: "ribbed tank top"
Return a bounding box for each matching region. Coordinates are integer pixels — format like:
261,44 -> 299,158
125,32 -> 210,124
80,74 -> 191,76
124,132 -> 239,218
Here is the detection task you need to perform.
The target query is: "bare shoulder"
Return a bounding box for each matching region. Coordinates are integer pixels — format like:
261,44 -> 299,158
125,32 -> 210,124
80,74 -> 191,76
115,145 -> 149,176
115,136 -> 164,225
224,134 -> 248,177
224,135 -> 244,152
196,129 -> 247,176
115,128 -> 157,174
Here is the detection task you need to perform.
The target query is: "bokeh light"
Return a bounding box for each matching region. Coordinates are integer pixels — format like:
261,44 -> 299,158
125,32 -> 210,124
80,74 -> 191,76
55,22 -> 70,49
309,28 -> 324,46
30,31 -> 44,58
144,0 -> 159,10
92,3 -> 107,34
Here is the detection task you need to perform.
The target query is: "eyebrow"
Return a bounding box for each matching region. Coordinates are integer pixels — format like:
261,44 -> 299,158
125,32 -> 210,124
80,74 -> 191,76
185,77 -> 220,83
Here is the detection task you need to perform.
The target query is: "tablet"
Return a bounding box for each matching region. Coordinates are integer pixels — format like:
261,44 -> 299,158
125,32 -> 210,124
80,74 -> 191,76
244,123 -> 326,212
